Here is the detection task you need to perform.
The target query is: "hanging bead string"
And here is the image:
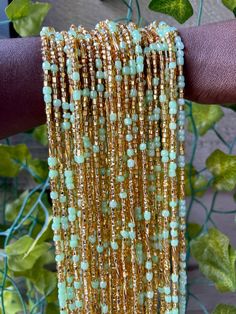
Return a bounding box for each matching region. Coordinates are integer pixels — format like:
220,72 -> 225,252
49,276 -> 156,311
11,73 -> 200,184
41,20 -> 186,314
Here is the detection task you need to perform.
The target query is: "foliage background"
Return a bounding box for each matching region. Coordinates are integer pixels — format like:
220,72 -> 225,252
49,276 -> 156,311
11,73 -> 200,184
0,0 -> 236,313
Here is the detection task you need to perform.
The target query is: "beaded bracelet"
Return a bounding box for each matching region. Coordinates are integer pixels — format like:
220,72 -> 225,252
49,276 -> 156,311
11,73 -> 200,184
41,20 -> 186,314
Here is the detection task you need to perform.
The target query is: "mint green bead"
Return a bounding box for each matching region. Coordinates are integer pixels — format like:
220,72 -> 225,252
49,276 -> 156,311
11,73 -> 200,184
169,151 -> 176,160
169,122 -> 177,130
110,241 -> 118,250
60,195 -> 67,203
159,94 -> 166,102
150,43 -> 157,50
97,83 -> 104,92
101,304 -> 108,313
172,295 -> 179,303
122,66 -> 130,75
137,63 -> 144,73
108,21 -> 117,33
49,169 -> 58,178
96,245 -> 104,253
80,260 -> 89,270
53,234 -> 61,241
170,221 -> 178,229
99,116 -> 105,124
171,229 -> 178,237
135,45 -> 142,54
91,280 -> 99,289
119,191 -> 127,199
96,70 -> 104,79
165,295 -> 172,303
68,214 -> 76,222
131,29 -> 141,42
64,169 -> 73,177
73,90 -> 82,101
169,62 -> 176,69
100,280 -> 107,289
120,230 -> 129,238
144,211 -> 151,221
74,155 -> 85,164
72,255 -> 80,263
144,46 -> 150,54
171,239 -> 179,247
69,303 -> 76,311
43,86 -> 52,95
116,175 -> 125,182
72,71 -> 80,81
169,162 -> 177,170
110,112 -> 117,121
126,134 -> 133,142
162,210 -> 170,218
50,191 -> 58,200
42,61 -> 50,70
75,300 -> 83,308
146,272 -> 153,282
130,88 -> 137,97
139,143 -> 146,151
129,59 -> 136,67
55,253 -> 64,262
161,149 -> 168,157
124,117 -> 132,126
162,230 -> 169,239
109,199 -> 117,208
95,58 -> 102,69
90,90 -> 97,99
93,145 -> 100,153
51,64 -> 58,72
146,291 -> 154,299
82,88 -> 90,97
64,112 -> 71,118
44,94 -> 51,103
53,99 -> 61,107
62,121 -> 71,130
129,66 -> 137,75
115,60 -> 122,70
136,55 -> 144,64
120,41 -> 126,49
127,148 -> 134,157
171,273 -> 179,283
152,77 -> 159,86
132,113 -> 138,122
162,156 -> 169,163
145,261 -> 152,270
127,159 -> 135,168
169,200 -> 177,207
115,74 -> 122,82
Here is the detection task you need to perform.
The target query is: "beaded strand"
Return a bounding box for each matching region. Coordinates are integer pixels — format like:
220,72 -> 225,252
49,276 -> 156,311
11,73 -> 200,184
41,20 -> 186,314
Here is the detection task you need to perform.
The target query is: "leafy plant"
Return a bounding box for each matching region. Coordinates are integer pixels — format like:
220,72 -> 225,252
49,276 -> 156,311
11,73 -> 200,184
191,228 -> 236,293
5,0 -> 51,37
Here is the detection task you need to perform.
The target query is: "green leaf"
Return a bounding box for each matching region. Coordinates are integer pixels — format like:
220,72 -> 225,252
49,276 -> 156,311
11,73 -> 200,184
148,0 -> 193,24
29,268 -> 56,295
28,158 -> 48,182
187,222 -> 202,240
46,303 -> 59,314
0,287 -> 23,314
185,164 -> 208,196
188,103 -> 224,136
222,0 -> 236,12
0,144 -> 30,177
191,228 -> 236,292
206,149 -> 236,191
212,304 -> 236,314
5,0 -> 30,20
32,124 -> 48,146
5,191 -> 51,225
5,235 -> 50,272
5,0 -> 51,37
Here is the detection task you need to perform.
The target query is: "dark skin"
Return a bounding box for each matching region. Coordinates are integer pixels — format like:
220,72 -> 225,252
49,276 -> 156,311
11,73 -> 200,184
0,19 -> 235,139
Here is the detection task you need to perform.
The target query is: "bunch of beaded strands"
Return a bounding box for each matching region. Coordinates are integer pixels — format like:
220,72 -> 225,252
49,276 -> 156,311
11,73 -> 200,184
40,19 -> 186,314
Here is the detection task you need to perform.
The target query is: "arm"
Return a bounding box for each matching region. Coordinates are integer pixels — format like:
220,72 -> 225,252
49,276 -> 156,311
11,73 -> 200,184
0,19 -> 235,139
